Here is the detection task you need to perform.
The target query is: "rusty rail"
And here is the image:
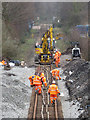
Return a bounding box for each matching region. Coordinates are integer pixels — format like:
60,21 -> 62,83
33,94 -> 37,119
55,100 -> 58,120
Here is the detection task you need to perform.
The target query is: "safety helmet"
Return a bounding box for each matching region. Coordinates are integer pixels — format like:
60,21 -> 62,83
56,49 -> 58,52
52,80 -> 56,84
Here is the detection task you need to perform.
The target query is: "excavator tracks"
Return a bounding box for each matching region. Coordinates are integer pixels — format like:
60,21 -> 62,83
28,64 -> 63,120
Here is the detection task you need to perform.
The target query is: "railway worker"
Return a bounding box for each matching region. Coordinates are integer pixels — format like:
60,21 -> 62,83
57,50 -> 61,64
51,69 -> 61,80
48,81 -> 60,104
39,72 -> 47,87
1,60 -> 7,66
33,74 -> 42,94
54,49 -> 61,67
28,75 -> 35,87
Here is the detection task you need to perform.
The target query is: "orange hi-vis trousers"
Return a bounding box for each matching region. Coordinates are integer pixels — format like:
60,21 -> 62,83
50,94 -> 57,103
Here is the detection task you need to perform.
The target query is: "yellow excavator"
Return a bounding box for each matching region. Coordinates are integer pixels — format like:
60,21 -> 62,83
35,26 -> 55,64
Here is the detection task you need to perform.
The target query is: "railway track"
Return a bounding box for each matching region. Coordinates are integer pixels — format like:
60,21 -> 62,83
28,64 -> 63,120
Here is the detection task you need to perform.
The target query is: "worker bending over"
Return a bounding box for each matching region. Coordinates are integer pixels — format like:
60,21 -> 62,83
48,81 -> 60,104
51,69 -> 61,80
1,60 -> 7,65
29,72 -> 47,94
28,72 -> 42,94
54,49 -> 61,67
39,72 -> 47,87
29,75 -> 35,87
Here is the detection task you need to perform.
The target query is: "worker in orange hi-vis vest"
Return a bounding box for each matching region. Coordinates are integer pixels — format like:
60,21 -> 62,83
48,81 -> 60,104
54,49 -> 61,67
39,72 -> 47,87
33,75 -> 42,94
54,50 -> 58,67
57,50 -> 61,64
51,69 -> 61,80
1,60 -> 7,65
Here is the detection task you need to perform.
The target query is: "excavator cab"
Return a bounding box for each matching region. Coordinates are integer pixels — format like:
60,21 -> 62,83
35,26 -> 55,64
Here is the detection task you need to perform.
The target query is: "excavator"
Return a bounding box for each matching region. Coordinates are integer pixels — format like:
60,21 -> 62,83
35,26 -> 55,64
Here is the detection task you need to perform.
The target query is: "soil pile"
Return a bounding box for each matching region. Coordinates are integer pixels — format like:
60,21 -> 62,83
63,59 -> 90,119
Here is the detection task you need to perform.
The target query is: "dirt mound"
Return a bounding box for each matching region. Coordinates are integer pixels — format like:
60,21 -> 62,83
63,59 -> 90,119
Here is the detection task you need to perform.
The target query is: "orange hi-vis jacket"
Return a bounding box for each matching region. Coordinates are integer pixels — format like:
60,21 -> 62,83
52,69 -> 57,77
42,77 -> 47,86
52,69 -> 61,80
52,69 -> 61,78
54,51 -> 61,62
54,52 -> 58,61
40,72 -> 45,78
33,75 -> 42,86
2,60 -> 7,65
48,84 -> 60,95
29,75 -> 36,85
57,51 -> 61,57
40,72 -> 47,87
57,51 -> 61,62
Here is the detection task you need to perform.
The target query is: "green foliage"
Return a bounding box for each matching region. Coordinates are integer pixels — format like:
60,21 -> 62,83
2,40 -> 18,59
55,39 -> 70,53
17,37 -> 35,60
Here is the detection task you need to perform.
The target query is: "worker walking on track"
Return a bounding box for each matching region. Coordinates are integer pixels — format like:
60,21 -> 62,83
54,49 -> 61,67
39,72 -> 47,87
48,81 -> 60,104
33,74 -> 42,94
51,69 -> 61,80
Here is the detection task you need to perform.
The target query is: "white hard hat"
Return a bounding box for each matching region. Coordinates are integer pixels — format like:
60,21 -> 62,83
52,81 -> 56,84
56,49 -> 58,51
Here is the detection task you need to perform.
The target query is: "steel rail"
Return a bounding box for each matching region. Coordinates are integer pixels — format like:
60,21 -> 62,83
55,100 -> 58,120
33,94 -> 38,119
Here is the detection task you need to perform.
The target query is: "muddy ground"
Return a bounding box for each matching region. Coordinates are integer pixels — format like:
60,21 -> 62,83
62,58 -> 90,119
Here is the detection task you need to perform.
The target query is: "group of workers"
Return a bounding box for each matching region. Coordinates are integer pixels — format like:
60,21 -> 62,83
29,49 -> 62,105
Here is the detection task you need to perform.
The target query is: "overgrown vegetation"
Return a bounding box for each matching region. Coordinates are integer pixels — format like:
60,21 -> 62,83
2,2 -> 89,61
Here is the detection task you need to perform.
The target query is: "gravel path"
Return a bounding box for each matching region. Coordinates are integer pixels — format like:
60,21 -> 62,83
1,66 -> 35,118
